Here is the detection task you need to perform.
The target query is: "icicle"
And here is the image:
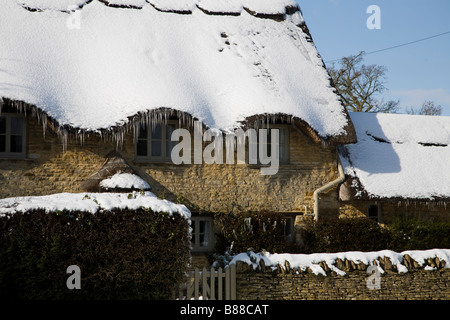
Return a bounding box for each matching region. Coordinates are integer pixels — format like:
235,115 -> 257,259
57,127 -> 68,153
42,115 -> 47,139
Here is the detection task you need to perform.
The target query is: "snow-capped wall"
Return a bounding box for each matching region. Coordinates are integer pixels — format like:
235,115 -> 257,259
228,249 -> 450,276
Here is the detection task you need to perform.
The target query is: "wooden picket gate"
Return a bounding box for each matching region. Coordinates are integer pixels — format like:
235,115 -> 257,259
178,264 -> 236,300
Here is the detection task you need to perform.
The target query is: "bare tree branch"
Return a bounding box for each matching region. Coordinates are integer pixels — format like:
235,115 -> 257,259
328,52 -> 399,113
406,100 -> 443,116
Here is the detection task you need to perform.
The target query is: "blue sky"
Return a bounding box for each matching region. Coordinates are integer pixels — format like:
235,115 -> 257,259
297,0 -> 450,116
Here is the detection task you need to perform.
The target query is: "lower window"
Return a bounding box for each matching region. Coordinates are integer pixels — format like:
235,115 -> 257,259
368,204 -> 380,222
191,216 -> 214,252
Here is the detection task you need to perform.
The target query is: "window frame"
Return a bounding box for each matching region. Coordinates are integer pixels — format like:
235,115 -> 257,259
134,120 -> 179,163
190,216 -> 215,253
368,203 -> 381,222
0,113 -> 26,159
251,124 -> 290,165
283,215 -> 296,242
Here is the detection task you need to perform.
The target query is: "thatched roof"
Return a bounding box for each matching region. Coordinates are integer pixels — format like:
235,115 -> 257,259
0,0 -> 356,145
339,112 -> 450,202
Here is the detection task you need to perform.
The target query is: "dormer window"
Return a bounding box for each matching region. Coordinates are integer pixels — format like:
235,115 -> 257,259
0,114 -> 26,159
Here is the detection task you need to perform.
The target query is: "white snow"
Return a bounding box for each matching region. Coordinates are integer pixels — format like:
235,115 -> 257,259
99,172 -> 150,190
228,249 -> 450,276
0,191 -> 190,219
0,0 -> 348,139
197,0 -> 243,13
339,112 -> 450,199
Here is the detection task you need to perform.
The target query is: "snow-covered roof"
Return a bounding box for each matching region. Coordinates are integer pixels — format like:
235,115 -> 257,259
0,0 -> 353,142
339,112 -> 450,201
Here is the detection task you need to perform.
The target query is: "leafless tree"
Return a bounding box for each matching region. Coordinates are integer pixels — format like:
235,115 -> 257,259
406,100 -> 443,116
328,51 -> 399,113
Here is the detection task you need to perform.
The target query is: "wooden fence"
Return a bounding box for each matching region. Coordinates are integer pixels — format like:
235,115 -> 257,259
178,264 -> 236,300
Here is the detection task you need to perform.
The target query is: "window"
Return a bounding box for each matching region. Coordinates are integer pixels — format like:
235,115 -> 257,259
283,216 -> 295,242
368,204 -> 380,222
135,121 -> 178,162
191,216 -> 214,252
251,126 -> 289,164
0,114 -> 26,158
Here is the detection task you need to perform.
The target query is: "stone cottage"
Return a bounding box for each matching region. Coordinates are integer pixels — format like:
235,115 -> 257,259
338,112 -> 450,224
0,0 -> 357,254
1,0 -> 448,261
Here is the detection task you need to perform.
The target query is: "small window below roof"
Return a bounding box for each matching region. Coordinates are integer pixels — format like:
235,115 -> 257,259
0,114 -> 26,159
368,204 -> 380,222
135,121 -> 178,163
249,125 -> 290,165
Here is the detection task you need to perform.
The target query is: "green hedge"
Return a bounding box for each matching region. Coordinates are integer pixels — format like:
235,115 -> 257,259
215,213 -> 450,256
301,218 -> 392,253
388,217 -> 450,251
301,217 -> 450,253
0,208 -> 190,300
214,211 -> 299,254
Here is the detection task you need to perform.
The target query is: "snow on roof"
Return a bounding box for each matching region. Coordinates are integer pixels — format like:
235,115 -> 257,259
0,0 -> 350,141
99,172 -> 151,190
0,191 -> 190,219
227,249 -> 450,276
339,112 -> 450,200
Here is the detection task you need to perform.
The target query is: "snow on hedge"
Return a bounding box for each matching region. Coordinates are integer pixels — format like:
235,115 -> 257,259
0,0 -> 348,139
339,112 -> 450,199
228,249 -> 450,276
99,172 -> 151,190
0,191 -> 190,219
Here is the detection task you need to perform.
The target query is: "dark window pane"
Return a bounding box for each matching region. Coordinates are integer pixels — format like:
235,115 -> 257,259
165,124 -> 177,157
199,221 -> 210,247
199,221 -> 209,233
10,135 -> 22,153
138,125 -> 148,139
151,124 -> 162,139
166,124 -> 176,140
0,135 -> 5,152
199,234 -> 209,247
0,117 -> 5,134
280,145 -> 287,162
368,205 -> 378,220
166,140 -> 177,158
279,128 -> 286,141
191,221 -> 196,246
151,141 -> 162,156
136,139 -> 147,156
10,117 -> 22,135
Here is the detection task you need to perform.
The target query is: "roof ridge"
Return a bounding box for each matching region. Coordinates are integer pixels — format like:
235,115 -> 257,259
19,0 -> 302,23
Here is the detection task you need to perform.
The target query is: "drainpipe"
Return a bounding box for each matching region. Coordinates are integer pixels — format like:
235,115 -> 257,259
313,158 -> 346,222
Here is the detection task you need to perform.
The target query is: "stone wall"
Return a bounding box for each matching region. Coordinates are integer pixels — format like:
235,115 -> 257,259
0,116 -> 115,198
234,258 -> 450,300
0,116 -> 342,217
